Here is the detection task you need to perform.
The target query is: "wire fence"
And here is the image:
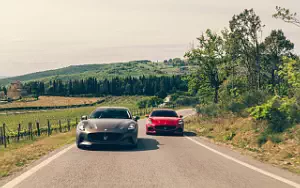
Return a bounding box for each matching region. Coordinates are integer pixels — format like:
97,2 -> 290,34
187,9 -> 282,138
0,105 -> 176,148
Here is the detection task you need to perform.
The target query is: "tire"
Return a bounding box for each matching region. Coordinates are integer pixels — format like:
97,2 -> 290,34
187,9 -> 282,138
177,132 -> 184,136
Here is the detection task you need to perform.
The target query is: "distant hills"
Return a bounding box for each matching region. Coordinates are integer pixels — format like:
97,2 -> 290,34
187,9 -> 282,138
0,60 -> 189,85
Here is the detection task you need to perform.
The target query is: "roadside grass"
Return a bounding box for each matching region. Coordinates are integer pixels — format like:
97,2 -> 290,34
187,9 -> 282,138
0,96 -> 150,130
185,114 -> 300,174
0,130 -> 76,178
0,96 -> 100,109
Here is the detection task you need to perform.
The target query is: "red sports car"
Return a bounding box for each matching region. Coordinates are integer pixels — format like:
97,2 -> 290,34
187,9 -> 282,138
146,109 -> 184,136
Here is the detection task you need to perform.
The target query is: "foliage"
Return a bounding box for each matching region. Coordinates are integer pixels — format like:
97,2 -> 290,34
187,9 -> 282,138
137,96 -> 163,108
22,75 -> 187,98
229,9 -> 264,90
196,103 -> 220,117
257,133 -> 268,146
273,6 -> 300,27
185,29 -> 226,103
173,96 -> 199,106
250,96 -> 300,132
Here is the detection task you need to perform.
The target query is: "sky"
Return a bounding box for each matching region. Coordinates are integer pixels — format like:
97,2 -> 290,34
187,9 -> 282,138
0,0 -> 299,77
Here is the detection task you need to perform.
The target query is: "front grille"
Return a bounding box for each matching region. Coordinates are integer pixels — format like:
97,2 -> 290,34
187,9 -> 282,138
155,125 -> 177,131
88,133 -> 123,142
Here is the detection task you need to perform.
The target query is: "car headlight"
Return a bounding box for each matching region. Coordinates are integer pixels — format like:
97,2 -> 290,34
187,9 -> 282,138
87,123 -> 97,130
147,119 -> 152,124
77,122 -> 97,131
178,119 -> 184,125
77,122 -> 85,131
128,123 -> 136,131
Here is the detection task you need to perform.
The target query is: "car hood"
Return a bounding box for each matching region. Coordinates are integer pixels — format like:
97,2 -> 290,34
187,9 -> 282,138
149,117 -> 180,125
82,119 -> 135,132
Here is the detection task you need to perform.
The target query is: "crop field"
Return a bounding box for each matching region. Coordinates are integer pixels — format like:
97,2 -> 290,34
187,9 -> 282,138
0,96 -> 100,109
0,96 -> 150,130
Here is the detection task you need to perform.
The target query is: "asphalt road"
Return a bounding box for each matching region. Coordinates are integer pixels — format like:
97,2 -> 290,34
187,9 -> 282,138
2,109 -> 300,188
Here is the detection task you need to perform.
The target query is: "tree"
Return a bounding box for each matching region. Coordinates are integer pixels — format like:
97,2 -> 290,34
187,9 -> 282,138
262,30 -> 294,91
185,29 -> 226,103
273,6 -> 300,27
229,9 -> 264,90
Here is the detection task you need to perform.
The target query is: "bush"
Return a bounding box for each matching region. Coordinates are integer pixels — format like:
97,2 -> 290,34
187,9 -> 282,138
241,90 -> 268,108
250,96 -> 300,132
223,132 -> 236,141
257,133 -> 268,146
175,96 -> 199,106
269,134 -> 282,144
137,96 -> 163,108
226,101 -> 246,114
196,103 -> 220,117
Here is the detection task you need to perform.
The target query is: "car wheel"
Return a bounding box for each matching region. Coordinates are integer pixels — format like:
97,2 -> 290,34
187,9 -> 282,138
77,144 -> 84,149
177,132 -> 184,136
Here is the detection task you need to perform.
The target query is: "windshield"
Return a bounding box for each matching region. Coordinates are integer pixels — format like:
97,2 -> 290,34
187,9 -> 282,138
150,110 -> 178,117
90,109 -> 132,119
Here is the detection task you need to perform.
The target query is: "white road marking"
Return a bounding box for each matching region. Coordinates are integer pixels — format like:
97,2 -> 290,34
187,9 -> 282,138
2,144 -> 75,188
185,136 -> 300,188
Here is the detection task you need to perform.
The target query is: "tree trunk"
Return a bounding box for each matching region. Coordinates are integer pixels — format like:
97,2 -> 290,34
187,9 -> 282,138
214,86 -> 219,103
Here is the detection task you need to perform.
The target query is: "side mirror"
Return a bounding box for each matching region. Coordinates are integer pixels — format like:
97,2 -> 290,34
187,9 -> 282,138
133,116 -> 140,121
81,115 -> 88,120
179,115 -> 183,118
145,114 -> 149,118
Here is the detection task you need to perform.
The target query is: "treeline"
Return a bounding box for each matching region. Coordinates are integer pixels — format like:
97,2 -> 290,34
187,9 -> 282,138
186,8 -> 300,134
24,75 -> 188,98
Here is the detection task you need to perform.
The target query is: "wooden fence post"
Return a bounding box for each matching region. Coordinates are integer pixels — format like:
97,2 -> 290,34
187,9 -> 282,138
17,123 -> 21,142
59,120 -> 62,132
36,121 -> 40,136
3,123 -> 7,148
47,119 -> 51,136
28,122 -> 33,140
67,119 -> 71,131
0,127 -> 3,145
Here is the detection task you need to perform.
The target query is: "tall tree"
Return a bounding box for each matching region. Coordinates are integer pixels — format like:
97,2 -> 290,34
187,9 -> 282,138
262,30 -> 294,91
185,29 -> 226,103
229,9 -> 264,90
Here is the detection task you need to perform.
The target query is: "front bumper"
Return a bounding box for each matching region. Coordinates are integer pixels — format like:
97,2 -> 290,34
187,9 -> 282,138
76,130 -> 138,147
146,124 -> 184,134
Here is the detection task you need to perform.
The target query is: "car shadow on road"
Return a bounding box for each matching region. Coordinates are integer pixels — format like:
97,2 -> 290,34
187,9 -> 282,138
150,131 -> 197,137
184,131 -> 197,137
80,138 -> 160,152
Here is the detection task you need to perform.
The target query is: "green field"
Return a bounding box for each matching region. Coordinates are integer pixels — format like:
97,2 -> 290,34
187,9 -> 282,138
0,96 -> 151,130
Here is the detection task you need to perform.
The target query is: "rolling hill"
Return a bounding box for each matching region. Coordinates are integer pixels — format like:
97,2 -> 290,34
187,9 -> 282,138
0,60 -> 188,85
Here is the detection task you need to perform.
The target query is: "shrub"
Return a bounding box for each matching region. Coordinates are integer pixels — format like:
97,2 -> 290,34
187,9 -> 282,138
250,96 -> 300,132
137,96 -> 163,108
196,103 -> 220,117
223,132 -> 236,141
226,101 -> 246,114
175,96 -> 199,106
241,90 -> 268,108
269,134 -> 282,144
257,133 -> 268,146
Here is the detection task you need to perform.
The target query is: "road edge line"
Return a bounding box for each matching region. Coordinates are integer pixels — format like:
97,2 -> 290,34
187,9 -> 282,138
184,136 -> 300,188
2,144 -> 75,188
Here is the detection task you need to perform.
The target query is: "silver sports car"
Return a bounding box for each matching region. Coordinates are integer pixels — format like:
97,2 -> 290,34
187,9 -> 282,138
76,107 -> 139,149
